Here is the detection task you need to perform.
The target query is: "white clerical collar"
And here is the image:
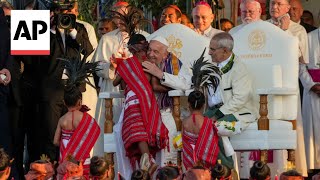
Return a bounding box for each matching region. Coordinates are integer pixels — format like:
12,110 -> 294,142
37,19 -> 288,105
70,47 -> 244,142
203,26 -> 213,37
218,54 -> 233,68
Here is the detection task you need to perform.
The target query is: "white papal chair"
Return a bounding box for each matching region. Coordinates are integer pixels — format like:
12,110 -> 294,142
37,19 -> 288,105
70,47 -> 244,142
229,21 -> 299,178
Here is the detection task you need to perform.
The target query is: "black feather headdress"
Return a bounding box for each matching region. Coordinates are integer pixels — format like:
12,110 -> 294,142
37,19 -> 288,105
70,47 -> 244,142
59,53 -> 99,93
110,5 -> 150,39
191,48 -> 221,94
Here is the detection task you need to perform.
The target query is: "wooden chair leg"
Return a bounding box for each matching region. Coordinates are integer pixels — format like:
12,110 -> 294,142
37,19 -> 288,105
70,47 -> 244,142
287,120 -> 296,169
287,149 -> 295,170
260,150 -> 268,163
173,96 -> 182,167
104,98 -> 114,170
258,95 -> 269,130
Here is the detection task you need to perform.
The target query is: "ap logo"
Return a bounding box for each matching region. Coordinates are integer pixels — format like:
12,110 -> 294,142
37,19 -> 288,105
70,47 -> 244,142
11,10 -> 50,55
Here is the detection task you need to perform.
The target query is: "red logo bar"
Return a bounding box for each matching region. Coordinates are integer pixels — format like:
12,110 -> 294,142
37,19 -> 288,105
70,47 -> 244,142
11,50 -> 50,55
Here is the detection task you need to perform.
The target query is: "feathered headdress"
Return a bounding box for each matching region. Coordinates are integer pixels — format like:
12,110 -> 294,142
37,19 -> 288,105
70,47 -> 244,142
191,48 -> 221,94
110,5 -> 150,39
60,54 -> 99,93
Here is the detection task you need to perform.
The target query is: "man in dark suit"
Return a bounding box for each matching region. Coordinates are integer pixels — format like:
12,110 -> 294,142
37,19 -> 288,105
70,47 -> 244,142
0,6 -> 12,155
289,0 -> 316,33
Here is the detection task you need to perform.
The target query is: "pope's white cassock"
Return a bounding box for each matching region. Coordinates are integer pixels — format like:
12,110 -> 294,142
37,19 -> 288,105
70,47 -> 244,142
302,28 -> 320,170
267,19 -> 309,177
92,28 -> 149,179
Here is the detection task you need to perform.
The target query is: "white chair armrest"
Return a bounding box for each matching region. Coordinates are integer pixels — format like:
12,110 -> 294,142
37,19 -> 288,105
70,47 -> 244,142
99,91 -> 125,99
256,88 -> 298,95
168,90 -> 185,97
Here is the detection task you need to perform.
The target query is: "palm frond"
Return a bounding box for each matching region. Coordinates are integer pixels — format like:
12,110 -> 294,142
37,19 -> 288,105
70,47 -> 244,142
191,48 -> 221,94
58,52 -> 100,91
110,5 -> 151,38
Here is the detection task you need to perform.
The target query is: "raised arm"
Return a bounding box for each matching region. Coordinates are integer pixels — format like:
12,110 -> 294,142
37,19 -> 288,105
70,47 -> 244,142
113,74 -> 122,87
142,61 -> 192,90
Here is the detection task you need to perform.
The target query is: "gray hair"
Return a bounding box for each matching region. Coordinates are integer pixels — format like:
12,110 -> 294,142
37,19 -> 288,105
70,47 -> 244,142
212,32 -> 234,51
240,0 -> 261,11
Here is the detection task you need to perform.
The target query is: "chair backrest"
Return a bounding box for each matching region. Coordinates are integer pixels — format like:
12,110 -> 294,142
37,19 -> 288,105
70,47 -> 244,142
232,21 -> 299,120
147,24 -> 211,69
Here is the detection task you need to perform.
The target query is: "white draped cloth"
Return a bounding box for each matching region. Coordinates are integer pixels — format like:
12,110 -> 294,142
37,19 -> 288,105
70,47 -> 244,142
302,28 -> 320,170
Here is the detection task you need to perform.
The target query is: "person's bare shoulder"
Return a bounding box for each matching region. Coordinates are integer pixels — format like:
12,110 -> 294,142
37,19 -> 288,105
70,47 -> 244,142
182,116 -> 192,131
73,111 -> 84,128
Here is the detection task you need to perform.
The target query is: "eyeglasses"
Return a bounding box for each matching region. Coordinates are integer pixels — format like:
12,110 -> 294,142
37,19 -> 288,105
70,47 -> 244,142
270,1 -> 289,7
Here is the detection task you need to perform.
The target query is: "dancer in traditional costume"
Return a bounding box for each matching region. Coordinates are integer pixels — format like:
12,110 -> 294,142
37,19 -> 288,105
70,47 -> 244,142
53,55 -> 100,179
182,90 -> 219,170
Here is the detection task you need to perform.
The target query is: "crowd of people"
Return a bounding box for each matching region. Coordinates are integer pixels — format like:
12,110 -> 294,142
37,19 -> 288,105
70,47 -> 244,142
0,0 -> 320,179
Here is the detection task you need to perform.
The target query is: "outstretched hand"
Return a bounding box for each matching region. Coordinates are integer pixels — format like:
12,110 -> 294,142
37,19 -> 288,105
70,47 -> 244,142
142,61 -> 163,79
110,54 -> 122,69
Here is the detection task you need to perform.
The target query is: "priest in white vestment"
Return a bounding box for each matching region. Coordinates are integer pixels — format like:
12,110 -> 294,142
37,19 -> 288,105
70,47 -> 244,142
93,4 -> 151,179
302,28 -> 320,170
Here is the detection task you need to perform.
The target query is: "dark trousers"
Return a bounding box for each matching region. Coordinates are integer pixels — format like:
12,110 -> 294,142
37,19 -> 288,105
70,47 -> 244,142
0,95 -> 12,154
9,104 -> 25,180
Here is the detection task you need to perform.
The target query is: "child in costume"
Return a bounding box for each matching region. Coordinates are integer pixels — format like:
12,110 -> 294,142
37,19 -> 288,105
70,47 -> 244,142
182,90 -> 219,170
53,56 -> 100,179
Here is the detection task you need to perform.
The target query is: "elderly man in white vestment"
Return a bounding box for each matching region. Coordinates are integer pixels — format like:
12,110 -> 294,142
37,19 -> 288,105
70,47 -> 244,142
302,28 -> 320,170
229,0 -> 262,34
192,1 -> 223,39
93,2 -> 149,156
147,36 -> 183,166
267,0 -> 309,176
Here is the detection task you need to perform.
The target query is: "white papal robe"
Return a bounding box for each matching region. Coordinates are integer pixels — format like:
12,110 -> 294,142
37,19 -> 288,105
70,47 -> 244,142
302,28 -> 320,170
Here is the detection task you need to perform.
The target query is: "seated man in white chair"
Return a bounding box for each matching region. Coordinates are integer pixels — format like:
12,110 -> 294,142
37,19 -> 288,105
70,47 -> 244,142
147,36 -> 183,166
203,32 -> 257,170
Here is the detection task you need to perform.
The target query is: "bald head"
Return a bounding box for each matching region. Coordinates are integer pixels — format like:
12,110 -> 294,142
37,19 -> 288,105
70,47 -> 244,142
192,5 -> 214,33
289,0 -> 303,23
